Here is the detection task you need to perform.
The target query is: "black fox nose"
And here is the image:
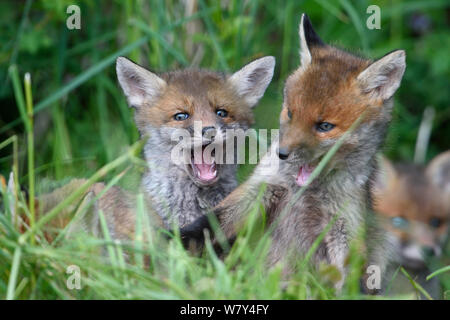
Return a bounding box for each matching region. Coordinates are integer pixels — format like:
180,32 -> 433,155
277,147 -> 290,160
202,126 -> 216,138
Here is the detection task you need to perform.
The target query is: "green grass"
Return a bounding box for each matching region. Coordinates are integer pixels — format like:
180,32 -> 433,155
0,0 -> 449,300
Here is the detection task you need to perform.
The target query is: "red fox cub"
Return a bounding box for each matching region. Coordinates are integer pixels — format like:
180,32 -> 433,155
373,152 -> 450,298
180,13 -> 406,291
115,55 -> 274,230
7,55 -> 275,242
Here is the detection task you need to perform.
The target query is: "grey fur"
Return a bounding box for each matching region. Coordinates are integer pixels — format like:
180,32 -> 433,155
117,57 -> 275,228
142,126 -> 239,227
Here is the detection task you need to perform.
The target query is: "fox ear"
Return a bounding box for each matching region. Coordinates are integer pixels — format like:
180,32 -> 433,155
299,13 -> 325,68
373,155 -> 397,194
357,50 -> 406,101
116,57 -> 166,108
426,151 -> 450,195
228,56 -> 275,108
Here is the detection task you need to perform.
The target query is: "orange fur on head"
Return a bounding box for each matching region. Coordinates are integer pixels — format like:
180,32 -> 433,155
279,14 -> 404,155
282,46 -> 381,149
135,70 -> 254,132
373,157 -> 450,248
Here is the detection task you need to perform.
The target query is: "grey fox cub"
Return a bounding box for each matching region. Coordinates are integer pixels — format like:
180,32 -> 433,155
116,56 -> 275,229
14,56 -> 275,241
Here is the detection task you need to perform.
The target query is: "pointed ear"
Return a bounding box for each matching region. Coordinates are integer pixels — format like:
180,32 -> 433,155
426,151 -> 450,194
299,13 -> 325,68
357,50 -> 406,101
227,56 -> 275,108
116,57 -> 166,108
373,155 -> 398,195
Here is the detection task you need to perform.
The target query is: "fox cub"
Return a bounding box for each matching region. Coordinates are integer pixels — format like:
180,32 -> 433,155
181,14 -> 406,290
115,56 -> 274,230
373,152 -> 450,298
13,56 -> 275,241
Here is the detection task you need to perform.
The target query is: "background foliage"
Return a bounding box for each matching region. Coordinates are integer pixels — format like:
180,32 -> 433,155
1,0 -> 449,181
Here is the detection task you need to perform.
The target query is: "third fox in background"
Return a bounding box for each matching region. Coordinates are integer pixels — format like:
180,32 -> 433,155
373,152 -> 450,299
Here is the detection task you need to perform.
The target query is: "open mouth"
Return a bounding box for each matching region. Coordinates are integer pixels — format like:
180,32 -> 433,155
189,146 -> 218,184
295,164 -> 315,187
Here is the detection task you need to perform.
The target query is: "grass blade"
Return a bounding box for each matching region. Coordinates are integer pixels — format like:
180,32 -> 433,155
400,267 -> 433,300
426,265 -> 450,281
6,246 -> 22,300
24,73 -> 35,244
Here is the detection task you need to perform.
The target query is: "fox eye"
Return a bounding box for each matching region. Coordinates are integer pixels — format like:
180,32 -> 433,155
216,109 -> 228,118
391,217 -> 409,229
429,218 -> 442,228
173,112 -> 189,121
316,122 -> 335,132
287,109 -> 292,119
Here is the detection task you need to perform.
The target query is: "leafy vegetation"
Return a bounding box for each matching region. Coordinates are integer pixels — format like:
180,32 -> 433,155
0,0 -> 449,300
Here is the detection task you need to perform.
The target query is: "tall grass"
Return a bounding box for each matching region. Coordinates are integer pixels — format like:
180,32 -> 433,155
0,70 -> 444,300
0,0 -> 449,300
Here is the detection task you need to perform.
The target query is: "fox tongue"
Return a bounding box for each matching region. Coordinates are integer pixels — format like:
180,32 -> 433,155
194,162 -> 216,181
296,164 -> 314,187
